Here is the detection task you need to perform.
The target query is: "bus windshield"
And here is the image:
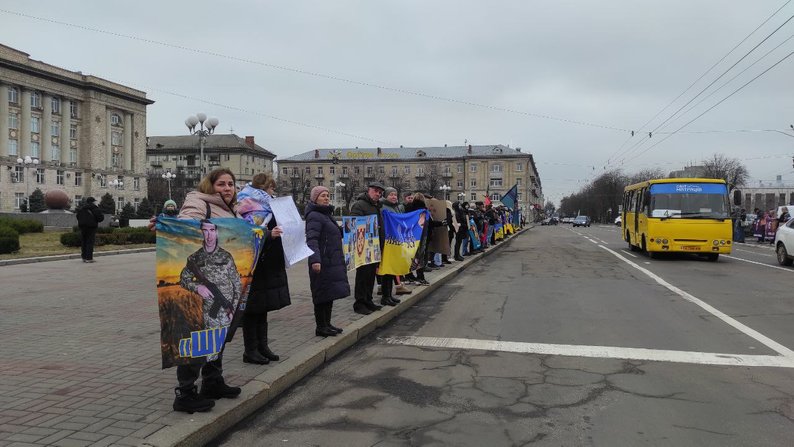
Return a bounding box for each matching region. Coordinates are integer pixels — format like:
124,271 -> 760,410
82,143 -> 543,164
648,183 -> 729,219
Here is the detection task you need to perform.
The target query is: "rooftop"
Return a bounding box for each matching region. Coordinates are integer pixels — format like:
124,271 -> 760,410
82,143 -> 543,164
146,134 -> 276,158
281,144 -> 530,161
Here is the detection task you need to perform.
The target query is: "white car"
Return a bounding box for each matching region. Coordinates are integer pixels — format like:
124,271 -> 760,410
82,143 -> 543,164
614,215 -> 622,226
774,218 -> 794,266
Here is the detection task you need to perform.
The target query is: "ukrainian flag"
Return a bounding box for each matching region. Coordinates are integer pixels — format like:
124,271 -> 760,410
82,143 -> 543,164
380,209 -> 429,276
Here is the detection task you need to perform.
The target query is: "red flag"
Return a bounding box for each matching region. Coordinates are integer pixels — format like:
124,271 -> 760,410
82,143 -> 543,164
483,195 -> 492,206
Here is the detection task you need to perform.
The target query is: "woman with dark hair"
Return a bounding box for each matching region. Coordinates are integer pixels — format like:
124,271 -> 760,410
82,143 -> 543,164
305,186 -> 350,336
172,168 -> 242,414
237,173 -> 289,365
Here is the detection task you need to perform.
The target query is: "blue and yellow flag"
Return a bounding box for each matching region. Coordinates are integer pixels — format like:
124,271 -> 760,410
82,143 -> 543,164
156,217 -> 263,369
468,216 -> 482,251
380,209 -> 429,276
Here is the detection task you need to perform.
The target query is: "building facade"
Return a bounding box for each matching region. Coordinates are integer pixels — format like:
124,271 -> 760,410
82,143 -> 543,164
146,134 -> 276,190
0,44 -> 153,212
277,145 -> 543,214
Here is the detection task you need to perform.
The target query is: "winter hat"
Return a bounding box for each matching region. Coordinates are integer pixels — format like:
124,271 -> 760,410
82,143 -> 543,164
384,187 -> 397,197
85,197 -> 96,203
310,186 -> 330,203
164,199 -> 177,209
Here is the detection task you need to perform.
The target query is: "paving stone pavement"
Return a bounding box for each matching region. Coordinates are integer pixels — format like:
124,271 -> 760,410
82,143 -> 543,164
0,246 -> 482,446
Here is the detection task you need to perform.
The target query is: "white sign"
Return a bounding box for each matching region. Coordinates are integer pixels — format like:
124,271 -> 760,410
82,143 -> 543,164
269,197 -> 314,267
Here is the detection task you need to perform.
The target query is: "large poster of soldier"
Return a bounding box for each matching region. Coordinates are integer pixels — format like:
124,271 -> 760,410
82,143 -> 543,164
342,214 -> 381,271
156,217 -> 263,369
426,198 -> 451,256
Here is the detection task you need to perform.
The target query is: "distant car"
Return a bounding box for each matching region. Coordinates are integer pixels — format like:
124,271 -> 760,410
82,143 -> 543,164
109,215 -> 120,228
573,216 -> 591,227
774,218 -> 794,266
614,215 -> 622,226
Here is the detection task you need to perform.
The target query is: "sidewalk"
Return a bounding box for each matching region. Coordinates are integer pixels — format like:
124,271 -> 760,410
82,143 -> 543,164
0,229 -> 527,447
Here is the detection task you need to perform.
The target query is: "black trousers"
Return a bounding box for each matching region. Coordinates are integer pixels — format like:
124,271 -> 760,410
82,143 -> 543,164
454,231 -> 467,258
176,357 -> 223,391
354,263 -> 378,305
314,301 -> 333,328
381,274 -> 394,298
80,227 -> 97,260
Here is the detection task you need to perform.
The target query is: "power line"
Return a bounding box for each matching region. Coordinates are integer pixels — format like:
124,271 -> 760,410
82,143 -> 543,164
0,7 -> 628,133
604,0 -> 793,164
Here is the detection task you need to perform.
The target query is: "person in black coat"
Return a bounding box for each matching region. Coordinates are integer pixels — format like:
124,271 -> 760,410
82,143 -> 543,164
452,201 -> 468,261
76,197 -> 104,263
349,182 -> 386,315
305,186 -> 351,337
241,176 -> 290,365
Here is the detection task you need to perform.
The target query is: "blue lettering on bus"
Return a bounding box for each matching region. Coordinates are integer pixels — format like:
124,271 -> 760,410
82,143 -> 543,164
650,183 -> 726,195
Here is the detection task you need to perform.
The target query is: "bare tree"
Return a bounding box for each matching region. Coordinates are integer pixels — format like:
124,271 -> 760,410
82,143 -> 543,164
701,153 -> 749,188
277,168 -> 313,205
416,165 -> 444,197
387,172 -> 411,199
339,171 -> 365,214
626,168 -> 667,186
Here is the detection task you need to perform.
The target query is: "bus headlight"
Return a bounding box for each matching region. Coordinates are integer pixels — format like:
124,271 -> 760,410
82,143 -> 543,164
719,240 -> 726,245
713,240 -> 720,246
662,239 -> 669,244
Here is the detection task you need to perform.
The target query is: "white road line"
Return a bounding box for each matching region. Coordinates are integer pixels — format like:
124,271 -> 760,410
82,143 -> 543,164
385,336 -> 794,369
598,245 -> 794,358
621,250 -> 638,258
724,255 -> 794,272
733,248 -> 774,257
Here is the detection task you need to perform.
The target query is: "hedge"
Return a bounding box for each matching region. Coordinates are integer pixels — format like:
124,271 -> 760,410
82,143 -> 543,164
0,226 -> 20,254
0,218 -> 44,234
60,229 -> 155,247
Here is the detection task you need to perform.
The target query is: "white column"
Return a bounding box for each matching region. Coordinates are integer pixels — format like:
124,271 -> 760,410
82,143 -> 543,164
61,100 -> 71,165
0,84 -> 8,157
123,113 -> 132,171
20,90 -> 31,157
106,110 -> 112,169
42,94 -> 52,162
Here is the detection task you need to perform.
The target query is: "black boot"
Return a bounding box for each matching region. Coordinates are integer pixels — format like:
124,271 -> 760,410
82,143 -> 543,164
380,280 -> 398,306
173,385 -> 215,413
199,377 -> 241,400
256,320 -> 279,362
354,300 -> 373,315
242,319 -> 269,365
325,302 -> 343,334
315,304 -> 337,337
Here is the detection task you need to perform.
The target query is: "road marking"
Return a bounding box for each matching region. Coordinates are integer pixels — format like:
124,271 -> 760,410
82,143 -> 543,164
598,245 -> 794,358
385,336 -> 794,368
723,255 -> 794,273
621,250 -> 638,258
733,248 -> 774,257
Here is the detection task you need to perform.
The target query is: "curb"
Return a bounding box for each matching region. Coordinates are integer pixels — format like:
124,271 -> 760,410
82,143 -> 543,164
0,247 -> 156,267
143,227 -> 530,447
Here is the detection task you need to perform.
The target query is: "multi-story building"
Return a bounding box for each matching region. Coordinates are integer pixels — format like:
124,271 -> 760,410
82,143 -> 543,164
0,44 -> 153,212
146,134 -> 276,190
277,144 -> 543,214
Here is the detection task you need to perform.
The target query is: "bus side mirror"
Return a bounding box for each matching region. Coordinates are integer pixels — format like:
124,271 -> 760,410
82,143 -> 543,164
733,190 -> 742,206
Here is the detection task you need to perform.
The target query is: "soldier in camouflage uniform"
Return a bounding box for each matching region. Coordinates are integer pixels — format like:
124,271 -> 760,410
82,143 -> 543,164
180,220 -> 242,332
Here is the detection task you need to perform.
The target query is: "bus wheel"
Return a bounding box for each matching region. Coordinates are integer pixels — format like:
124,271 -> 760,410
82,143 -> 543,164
705,253 -> 719,262
627,233 -> 638,251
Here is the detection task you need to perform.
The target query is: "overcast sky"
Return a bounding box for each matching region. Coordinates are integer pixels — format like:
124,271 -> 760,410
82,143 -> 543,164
2,1 -> 792,204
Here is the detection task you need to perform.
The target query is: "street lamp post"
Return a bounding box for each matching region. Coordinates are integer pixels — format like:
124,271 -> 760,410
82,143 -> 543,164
330,150 -> 342,214
16,156 -> 39,211
162,171 -> 177,200
335,181 -> 346,215
185,113 -> 219,176
439,184 -> 451,201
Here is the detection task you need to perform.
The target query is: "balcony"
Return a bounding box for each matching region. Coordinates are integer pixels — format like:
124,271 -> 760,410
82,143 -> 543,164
442,171 -> 453,178
415,172 -> 426,178
315,173 -> 325,179
489,171 -> 503,179
364,172 -> 376,179
389,173 -> 402,178
338,172 -> 349,178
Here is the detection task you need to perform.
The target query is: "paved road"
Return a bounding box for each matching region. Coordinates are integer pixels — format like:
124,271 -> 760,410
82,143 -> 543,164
216,225 -> 794,446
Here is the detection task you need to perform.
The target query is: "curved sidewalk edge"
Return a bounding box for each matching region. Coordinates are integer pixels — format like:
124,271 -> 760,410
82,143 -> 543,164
0,247 -> 156,266
142,227 -> 531,447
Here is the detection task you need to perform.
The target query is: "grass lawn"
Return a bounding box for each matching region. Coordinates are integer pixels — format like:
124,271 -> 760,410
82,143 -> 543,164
0,230 -> 154,260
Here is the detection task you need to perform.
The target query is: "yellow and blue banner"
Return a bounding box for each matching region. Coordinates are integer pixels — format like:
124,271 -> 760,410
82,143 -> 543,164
379,209 -> 430,275
156,217 -> 263,369
342,215 -> 381,271
468,216 -> 482,251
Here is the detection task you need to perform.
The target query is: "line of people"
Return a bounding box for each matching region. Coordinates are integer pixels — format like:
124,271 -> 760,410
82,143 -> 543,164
159,169 -> 523,413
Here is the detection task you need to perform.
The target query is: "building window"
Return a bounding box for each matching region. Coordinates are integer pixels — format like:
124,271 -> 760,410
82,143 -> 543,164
70,102 -> 79,119
111,131 -> 122,146
56,170 -> 64,185
133,177 -> 140,191
245,168 -> 249,175
516,178 -> 522,186
457,164 -> 463,173
8,113 -> 18,129
100,175 -> 107,187
8,139 -> 18,156
110,114 -> 122,126
491,163 -> 502,173
366,166 -> 373,176
317,166 -> 323,175
51,97 -> 61,114
378,166 -> 384,174
342,166 -> 348,175
112,153 -> 121,168
470,179 -> 477,188
391,167 -> 398,176
417,167 -> 425,175
50,144 -> 60,161
470,192 -> 476,201
13,166 -> 23,183
304,166 -> 310,174
282,167 -> 288,175
134,198 -> 140,211
490,179 -> 503,187
8,87 -> 19,104
69,149 -> 77,163
31,141 -> 40,158
117,197 -> 125,213
30,92 -> 41,109
51,122 -> 60,137
404,165 -> 410,174
329,166 -> 335,175
36,168 -> 45,184
225,153 -> 230,161
15,193 -> 25,209
354,166 -> 360,175
75,172 -> 82,186
470,164 -> 477,172
457,179 -> 464,188
31,116 -> 40,133
70,124 -> 77,139
74,195 -> 82,206
516,163 -> 523,171
490,193 -> 501,201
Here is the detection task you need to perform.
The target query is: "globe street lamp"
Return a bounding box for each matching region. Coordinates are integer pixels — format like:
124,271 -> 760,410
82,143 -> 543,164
439,184 -> 451,200
185,113 -> 219,176
162,171 -> 177,200
335,181 -> 346,215
16,156 -> 39,211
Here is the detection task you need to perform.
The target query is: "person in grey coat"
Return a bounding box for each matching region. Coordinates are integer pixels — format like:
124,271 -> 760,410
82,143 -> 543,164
305,186 -> 351,337
349,182 -> 385,315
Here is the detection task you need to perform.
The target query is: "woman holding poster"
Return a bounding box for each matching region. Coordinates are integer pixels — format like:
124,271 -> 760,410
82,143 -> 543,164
305,186 -> 351,337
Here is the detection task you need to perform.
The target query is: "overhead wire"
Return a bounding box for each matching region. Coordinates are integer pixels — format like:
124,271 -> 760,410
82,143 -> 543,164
0,7 -> 628,133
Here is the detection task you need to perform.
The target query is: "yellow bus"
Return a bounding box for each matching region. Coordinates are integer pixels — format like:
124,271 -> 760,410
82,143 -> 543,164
621,178 -> 732,261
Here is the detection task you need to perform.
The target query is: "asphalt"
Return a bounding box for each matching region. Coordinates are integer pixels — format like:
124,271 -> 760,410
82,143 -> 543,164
0,227 -> 528,447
